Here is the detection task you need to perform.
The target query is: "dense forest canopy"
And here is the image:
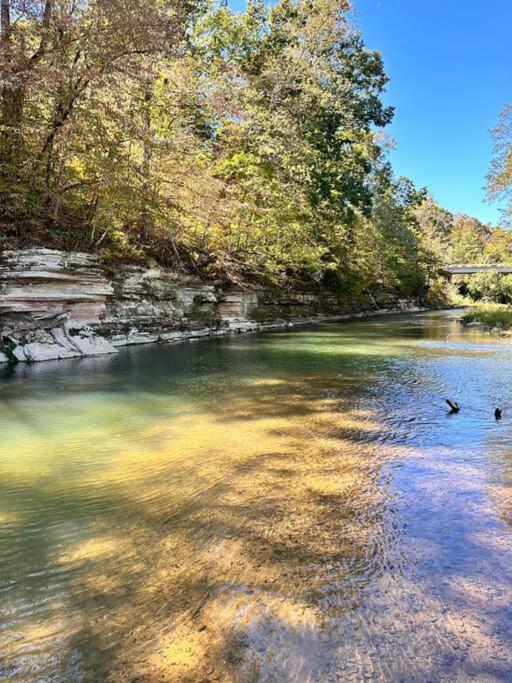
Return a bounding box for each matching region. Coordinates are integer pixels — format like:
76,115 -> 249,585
0,0 -> 510,299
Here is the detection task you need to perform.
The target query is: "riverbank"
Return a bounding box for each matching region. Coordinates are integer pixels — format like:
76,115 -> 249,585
459,304 -> 512,335
0,248 -> 430,364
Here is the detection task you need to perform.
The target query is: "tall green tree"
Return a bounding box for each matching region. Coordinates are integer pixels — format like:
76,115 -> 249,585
190,0 -> 395,284
484,227 -> 512,264
450,215 -> 491,263
488,104 -> 512,222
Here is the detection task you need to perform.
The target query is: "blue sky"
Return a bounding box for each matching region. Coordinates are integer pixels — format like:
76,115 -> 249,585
228,0 -> 511,224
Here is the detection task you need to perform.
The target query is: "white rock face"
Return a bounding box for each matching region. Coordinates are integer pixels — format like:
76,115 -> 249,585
103,266 -> 220,330
0,247 -> 424,364
0,248 -> 113,322
217,292 -> 259,319
1,322 -> 118,362
23,342 -> 79,362
64,332 -> 118,357
222,319 -> 260,333
51,326 -> 77,351
12,346 -> 27,362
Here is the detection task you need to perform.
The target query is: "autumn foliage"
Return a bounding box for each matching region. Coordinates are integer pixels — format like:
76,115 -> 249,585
0,1 -> 506,298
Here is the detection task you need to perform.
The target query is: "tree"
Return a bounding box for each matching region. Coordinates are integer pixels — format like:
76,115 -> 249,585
0,0 -> 199,238
487,104 -> 512,222
450,214 -> 491,263
0,0 -> 469,302
484,227 -> 512,265
467,271 -> 512,304
412,197 -> 453,283
191,0 -> 394,285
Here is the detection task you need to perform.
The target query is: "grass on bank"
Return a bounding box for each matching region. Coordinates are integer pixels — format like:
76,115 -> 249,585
461,304 -> 512,330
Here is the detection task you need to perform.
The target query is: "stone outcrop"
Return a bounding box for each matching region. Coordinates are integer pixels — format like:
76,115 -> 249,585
0,248 -> 426,363
0,248 -> 113,321
0,249 -> 118,362
1,317 -> 118,363
99,265 -> 219,346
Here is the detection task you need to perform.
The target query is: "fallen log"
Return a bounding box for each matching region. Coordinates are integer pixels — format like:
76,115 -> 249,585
446,399 -> 460,413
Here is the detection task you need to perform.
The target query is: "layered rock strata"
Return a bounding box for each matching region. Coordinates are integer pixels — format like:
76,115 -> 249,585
0,248 -> 425,363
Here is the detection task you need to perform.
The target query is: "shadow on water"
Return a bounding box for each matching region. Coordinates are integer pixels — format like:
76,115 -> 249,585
1,311 -> 512,679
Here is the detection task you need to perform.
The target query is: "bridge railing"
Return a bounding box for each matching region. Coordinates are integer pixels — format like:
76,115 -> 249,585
442,264 -> 512,274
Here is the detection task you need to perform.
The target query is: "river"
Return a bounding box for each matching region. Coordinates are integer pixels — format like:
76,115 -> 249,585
1,310 -> 512,681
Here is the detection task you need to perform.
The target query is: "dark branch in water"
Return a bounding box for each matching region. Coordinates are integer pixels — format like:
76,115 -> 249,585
446,399 -> 460,413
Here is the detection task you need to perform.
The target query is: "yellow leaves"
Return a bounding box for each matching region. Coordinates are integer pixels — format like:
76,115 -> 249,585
65,155 -> 88,182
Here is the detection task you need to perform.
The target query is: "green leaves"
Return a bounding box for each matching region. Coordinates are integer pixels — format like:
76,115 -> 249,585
0,0 -> 460,301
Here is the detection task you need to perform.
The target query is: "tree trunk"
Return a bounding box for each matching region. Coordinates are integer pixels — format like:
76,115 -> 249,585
0,0 -> 16,178
139,82 -> 153,244
0,0 -> 54,181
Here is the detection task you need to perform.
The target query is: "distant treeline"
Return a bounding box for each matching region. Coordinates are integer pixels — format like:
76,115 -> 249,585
1,0 -> 510,299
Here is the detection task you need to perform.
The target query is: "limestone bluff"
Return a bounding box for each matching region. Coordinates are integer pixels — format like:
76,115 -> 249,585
0,248 -> 426,364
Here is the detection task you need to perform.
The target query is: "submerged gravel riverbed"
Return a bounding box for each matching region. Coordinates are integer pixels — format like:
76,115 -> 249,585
1,310 -> 512,681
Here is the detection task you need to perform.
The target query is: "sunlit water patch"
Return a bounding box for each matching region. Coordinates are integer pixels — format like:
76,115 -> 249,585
1,311 -> 512,680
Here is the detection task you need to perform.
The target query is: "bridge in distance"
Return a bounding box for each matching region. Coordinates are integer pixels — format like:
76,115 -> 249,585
440,264 -> 512,277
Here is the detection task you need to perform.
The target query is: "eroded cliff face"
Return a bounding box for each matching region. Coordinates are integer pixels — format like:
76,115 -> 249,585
0,248 -> 425,363
0,249 -> 112,321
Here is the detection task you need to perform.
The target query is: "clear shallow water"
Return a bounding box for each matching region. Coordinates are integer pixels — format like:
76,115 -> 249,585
1,310 -> 512,681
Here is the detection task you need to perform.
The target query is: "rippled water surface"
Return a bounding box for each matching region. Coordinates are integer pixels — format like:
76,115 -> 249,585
2,311 -> 512,681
